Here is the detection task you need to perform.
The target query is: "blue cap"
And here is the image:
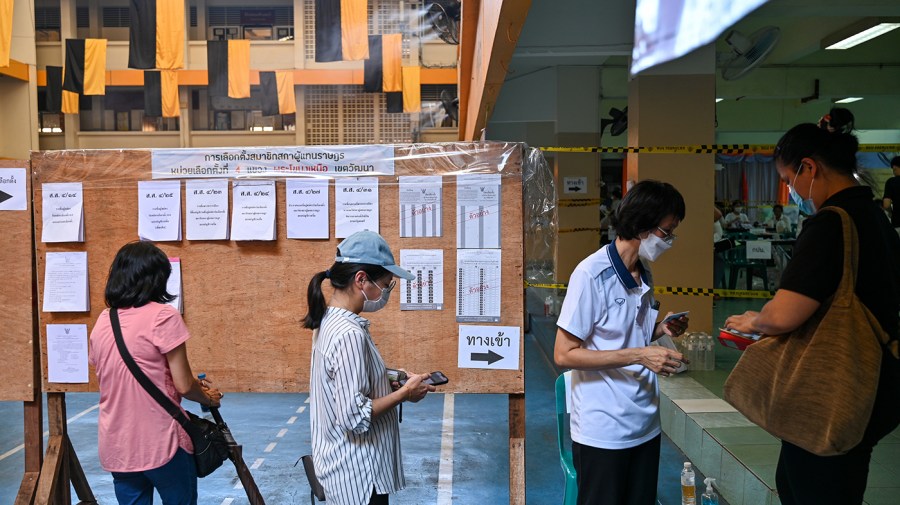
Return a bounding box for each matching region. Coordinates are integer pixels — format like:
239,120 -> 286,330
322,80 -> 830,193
335,230 -> 415,281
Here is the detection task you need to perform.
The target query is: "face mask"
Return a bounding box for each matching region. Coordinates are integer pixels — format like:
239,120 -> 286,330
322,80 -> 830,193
361,277 -> 392,312
639,232 -> 672,262
788,167 -> 816,215
734,207 -> 743,213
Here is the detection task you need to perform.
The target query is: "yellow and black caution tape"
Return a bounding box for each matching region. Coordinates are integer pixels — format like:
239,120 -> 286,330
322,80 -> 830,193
539,144 -> 900,154
524,281 -> 568,290
558,227 -> 603,234
525,281 -> 773,299
558,199 -> 603,208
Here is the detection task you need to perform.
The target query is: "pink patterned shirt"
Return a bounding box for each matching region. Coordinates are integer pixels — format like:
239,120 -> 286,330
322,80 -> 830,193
89,303 -> 193,472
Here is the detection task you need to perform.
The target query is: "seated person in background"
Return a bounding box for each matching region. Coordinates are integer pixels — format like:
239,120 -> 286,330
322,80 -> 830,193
764,204 -> 792,234
724,202 -> 750,230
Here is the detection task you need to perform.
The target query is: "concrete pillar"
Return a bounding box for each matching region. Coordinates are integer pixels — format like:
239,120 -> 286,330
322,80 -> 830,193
626,45 -> 716,333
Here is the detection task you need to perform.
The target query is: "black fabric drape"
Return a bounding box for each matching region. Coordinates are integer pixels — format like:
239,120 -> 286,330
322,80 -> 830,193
143,70 -> 162,117
128,0 -> 156,69
386,92 -> 403,113
45,66 -> 63,113
62,39 -> 85,94
314,0 -> 342,62
259,71 -> 279,116
364,35 -> 383,92
206,40 -> 228,97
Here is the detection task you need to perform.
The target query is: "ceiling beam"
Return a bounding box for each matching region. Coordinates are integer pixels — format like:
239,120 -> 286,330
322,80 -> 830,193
458,0 -> 532,141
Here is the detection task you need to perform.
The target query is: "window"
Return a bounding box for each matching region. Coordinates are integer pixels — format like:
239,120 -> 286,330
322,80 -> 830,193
102,7 -> 130,28
35,6 -> 61,41
304,85 -> 412,145
78,89 -> 179,132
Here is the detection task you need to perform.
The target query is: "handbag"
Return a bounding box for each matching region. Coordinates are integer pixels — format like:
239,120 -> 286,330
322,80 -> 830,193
723,207 -> 890,456
110,308 -> 230,477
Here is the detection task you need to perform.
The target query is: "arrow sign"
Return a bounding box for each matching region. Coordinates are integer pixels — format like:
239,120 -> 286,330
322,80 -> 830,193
470,350 -> 504,365
0,189 -> 12,205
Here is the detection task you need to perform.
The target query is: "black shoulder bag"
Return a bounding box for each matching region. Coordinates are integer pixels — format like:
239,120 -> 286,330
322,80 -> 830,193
110,307 -> 230,477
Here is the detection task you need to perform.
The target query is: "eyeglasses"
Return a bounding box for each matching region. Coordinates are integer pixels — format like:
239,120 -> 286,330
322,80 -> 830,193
369,277 -> 396,293
657,227 -> 677,245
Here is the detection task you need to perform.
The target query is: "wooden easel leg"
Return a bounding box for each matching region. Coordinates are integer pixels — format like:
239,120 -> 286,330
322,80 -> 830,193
33,393 -> 96,505
34,435 -> 64,505
66,437 -> 97,503
15,396 -> 44,505
509,393 -> 525,505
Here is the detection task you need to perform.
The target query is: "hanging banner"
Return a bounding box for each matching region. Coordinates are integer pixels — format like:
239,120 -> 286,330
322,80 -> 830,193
150,145 -> 395,179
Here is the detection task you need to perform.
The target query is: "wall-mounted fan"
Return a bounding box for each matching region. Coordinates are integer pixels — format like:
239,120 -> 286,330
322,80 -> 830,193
440,89 -> 459,124
426,1 -> 461,45
720,26 -> 780,81
601,107 -> 628,137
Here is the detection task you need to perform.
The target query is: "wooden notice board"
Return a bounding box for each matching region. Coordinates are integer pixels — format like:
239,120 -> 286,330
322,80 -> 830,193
32,142 -> 525,394
0,160 -> 35,401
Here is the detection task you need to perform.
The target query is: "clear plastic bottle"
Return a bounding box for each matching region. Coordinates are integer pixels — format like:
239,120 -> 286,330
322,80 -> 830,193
681,462 -> 696,505
701,477 -> 719,505
705,334 -> 716,371
198,373 -> 211,413
685,335 -> 696,371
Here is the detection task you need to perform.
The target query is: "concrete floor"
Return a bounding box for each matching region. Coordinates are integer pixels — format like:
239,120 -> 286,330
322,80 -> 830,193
1,323 -> 713,505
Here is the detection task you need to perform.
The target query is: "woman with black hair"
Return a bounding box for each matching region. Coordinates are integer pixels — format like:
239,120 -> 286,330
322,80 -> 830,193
89,241 -> 222,505
304,230 -> 434,505
554,180 -> 690,505
726,108 -> 900,504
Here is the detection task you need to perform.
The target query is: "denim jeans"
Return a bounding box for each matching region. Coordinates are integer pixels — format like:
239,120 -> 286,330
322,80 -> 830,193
111,448 -> 197,505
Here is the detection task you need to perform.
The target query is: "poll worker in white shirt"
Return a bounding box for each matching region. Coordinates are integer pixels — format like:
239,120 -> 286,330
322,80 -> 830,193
724,201 -> 750,230
303,231 -> 435,505
763,204 -> 792,234
554,180 -> 690,505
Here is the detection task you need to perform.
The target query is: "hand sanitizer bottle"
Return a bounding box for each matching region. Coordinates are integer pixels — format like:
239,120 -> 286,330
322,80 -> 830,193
701,477 -> 719,505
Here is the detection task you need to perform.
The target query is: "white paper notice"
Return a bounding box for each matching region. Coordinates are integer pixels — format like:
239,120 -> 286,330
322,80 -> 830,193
287,179 -> 329,239
138,180 -> 182,241
231,180 -> 276,241
42,182 -> 85,243
0,168 -> 27,211
399,176 -> 442,237
399,249 -> 444,311
43,251 -> 89,312
47,324 -> 89,383
456,248 -> 501,323
335,177 -> 379,238
457,174 -> 501,248
457,325 -> 521,370
166,257 -> 183,313
186,179 -> 229,240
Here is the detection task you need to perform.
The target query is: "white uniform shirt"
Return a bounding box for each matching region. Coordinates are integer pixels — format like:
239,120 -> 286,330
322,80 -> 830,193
557,244 -> 661,449
310,307 -> 403,505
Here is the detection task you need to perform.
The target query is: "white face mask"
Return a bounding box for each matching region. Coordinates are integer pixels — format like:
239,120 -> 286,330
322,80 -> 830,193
639,232 -> 672,262
361,277 -> 393,312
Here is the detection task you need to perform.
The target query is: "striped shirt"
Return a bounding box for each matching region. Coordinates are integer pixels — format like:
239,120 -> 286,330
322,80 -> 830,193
310,307 -> 404,505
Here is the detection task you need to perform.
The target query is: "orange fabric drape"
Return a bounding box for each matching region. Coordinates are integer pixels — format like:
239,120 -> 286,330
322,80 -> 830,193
227,40 -> 250,99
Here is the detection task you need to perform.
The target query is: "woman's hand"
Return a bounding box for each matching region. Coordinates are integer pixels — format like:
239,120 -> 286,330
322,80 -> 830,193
401,373 -> 436,403
724,310 -> 760,334
203,385 -> 223,408
640,346 -> 686,377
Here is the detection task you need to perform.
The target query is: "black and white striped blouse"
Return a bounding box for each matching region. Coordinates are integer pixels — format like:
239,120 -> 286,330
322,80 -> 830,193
310,307 -> 404,505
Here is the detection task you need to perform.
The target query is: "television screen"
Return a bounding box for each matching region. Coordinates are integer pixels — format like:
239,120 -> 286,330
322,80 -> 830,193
631,0 -> 769,76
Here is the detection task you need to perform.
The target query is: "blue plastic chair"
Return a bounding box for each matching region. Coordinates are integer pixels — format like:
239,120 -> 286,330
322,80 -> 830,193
555,371 -> 578,505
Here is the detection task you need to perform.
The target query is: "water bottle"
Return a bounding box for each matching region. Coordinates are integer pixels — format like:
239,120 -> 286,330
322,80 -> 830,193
705,334 -> 716,371
701,477 -> 719,505
685,335 -> 695,371
198,373 -> 211,413
681,462 -> 696,505
544,295 -> 553,317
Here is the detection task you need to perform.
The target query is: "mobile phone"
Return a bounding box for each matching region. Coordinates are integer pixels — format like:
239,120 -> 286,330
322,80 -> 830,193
400,371 -> 449,386
662,311 -> 690,324
386,368 -> 408,383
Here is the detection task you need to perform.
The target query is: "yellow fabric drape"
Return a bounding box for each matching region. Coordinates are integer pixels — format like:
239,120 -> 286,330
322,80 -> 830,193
161,69 -> 180,117
401,66 -> 421,113
340,0 -> 368,61
382,34 -> 402,92
156,0 -> 184,69
276,70 -> 296,115
227,40 -> 250,99
62,91 -> 79,114
0,0 -> 13,67
84,39 -> 107,95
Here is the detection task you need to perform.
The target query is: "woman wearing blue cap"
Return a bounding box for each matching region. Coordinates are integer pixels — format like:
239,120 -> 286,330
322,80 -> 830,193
303,230 -> 436,505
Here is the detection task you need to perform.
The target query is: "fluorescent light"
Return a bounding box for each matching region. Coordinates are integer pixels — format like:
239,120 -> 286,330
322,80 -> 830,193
825,22 -> 900,50
834,97 -> 863,104
715,98 -> 724,103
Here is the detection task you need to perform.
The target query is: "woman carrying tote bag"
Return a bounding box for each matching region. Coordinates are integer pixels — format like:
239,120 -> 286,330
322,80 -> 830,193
725,108 -> 900,505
